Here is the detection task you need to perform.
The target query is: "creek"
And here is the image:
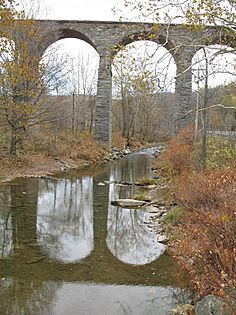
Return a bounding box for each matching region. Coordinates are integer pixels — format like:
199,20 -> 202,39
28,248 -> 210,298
0,148 -> 191,315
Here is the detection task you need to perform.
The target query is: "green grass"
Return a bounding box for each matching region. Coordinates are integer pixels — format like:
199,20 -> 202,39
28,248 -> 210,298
206,136 -> 236,169
162,206 -> 186,226
133,193 -> 151,202
136,177 -> 163,186
0,169 -> 5,181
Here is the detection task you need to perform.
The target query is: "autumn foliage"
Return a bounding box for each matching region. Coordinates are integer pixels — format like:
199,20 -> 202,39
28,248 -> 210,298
0,130 -> 109,180
172,167 -> 236,300
153,125 -> 195,177
155,126 -> 236,307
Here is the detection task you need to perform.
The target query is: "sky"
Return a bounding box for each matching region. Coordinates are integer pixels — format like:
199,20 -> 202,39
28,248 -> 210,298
42,0 -> 183,22
32,0 -> 122,21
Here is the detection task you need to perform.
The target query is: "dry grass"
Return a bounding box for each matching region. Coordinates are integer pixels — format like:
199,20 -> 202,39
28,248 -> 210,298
112,132 -> 127,149
170,166 -> 236,300
0,131 -> 109,181
154,126 -> 236,305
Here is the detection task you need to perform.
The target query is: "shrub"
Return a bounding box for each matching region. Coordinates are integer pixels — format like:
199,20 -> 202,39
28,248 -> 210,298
112,132 -> 126,149
206,136 -> 236,169
153,126 -> 195,178
26,131 -> 108,163
174,166 -> 236,212
169,163 -> 236,302
153,126 -> 236,305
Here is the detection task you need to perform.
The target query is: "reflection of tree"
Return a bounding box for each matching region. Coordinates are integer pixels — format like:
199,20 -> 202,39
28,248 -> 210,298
107,154 -> 165,265
0,186 -> 12,257
0,179 -> 39,258
0,179 -> 60,315
37,177 -> 94,262
1,212 -> 12,256
0,279 -> 59,315
0,207 -> 12,257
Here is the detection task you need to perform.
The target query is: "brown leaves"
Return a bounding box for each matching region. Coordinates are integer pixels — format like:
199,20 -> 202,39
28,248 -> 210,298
169,162 -> 236,301
157,125 -> 236,302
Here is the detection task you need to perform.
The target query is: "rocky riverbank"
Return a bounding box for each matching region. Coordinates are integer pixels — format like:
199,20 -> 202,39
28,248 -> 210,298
0,145 -> 157,184
146,204 -> 170,244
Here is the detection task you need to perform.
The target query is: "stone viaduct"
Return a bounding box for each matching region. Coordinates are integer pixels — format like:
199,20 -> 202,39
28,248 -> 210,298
34,20 -> 234,147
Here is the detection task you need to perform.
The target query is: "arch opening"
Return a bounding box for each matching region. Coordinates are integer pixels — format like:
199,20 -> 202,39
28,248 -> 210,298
192,45 -> 236,133
40,38 -> 100,134
112,40 -> 177,143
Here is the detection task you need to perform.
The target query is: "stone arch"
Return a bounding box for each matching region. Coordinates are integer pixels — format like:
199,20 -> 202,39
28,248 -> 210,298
111,31 -> 176,59
112,39 -> 176,92
191,43 -> 236,131
40,28 -> 98,56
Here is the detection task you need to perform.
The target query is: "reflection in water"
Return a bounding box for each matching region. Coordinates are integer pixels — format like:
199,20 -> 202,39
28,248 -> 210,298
0,187 -> 12,257
0,149 -> 192,315
37,177 -> 93,263
107,162 -> 165,265
0,278 -> 59,315
0,181 -> 39,258
0,207 -> 12,258
50,282 -> 189,315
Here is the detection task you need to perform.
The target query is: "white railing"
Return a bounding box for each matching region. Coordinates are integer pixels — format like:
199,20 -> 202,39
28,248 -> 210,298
207,130 -> 236,138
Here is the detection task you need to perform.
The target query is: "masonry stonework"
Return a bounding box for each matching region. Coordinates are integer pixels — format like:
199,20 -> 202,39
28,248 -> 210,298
31,21 -> 235,147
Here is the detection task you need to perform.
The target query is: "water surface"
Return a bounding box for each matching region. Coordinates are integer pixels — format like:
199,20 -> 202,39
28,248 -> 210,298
0,149 -> 191,315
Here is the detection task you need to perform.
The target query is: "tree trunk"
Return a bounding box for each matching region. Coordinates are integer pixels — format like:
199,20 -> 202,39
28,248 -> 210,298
200,48 -> 209,169
10,125 -> 25,156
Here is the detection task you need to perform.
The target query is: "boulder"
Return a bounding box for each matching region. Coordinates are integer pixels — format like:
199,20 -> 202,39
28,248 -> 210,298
157,235 -> 168,244
195,295 -> 233,315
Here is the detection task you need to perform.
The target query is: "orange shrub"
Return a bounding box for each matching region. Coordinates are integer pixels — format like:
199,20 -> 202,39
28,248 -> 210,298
174,166 -> 236,211
170,163 -> 236,303
153,125 -> 195,177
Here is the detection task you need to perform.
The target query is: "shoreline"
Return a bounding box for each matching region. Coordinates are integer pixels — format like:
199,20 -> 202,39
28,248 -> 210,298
0,144 -> 159,185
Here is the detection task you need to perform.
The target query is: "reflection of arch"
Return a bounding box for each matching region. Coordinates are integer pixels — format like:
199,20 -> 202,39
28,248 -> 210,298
105,157 -> 165,265
37,177 -> 94,263
106,205 -> 165,265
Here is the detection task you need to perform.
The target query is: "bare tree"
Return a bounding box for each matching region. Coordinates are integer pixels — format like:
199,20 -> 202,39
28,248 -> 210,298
69,53 -> 98,133
192,45 -> 236,166
112,41 -> 176,144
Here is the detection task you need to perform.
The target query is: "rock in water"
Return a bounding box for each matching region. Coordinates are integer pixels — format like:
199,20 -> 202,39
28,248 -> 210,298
111,199 -> 147,208
157,235 -> 168,244
98,182 -> 106,186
